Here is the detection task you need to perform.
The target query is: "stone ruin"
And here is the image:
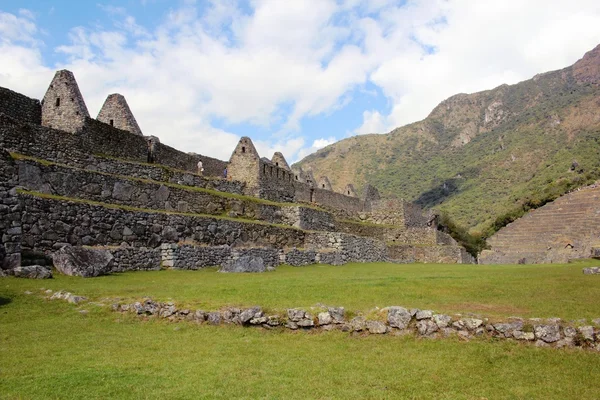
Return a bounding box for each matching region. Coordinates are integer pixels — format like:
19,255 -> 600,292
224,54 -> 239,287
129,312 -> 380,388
0,69 -> 473,277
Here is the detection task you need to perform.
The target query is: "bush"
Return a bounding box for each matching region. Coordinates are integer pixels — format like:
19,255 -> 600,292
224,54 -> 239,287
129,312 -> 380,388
437,212 -> 488,257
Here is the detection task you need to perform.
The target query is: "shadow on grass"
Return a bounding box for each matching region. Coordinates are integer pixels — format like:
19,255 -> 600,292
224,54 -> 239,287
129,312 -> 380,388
0,296 -> 12,306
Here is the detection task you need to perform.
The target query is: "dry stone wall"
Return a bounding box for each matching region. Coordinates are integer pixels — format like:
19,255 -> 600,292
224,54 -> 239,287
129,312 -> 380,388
258,159 -> 296,202
0,113 -> 226,177
387,244 -> 474,264
108,246 -> 162,272
109,297 -> 600,352
305,232 -> 388,263
0,149 -> 21,270
19,193 -> 306,254
16,158 -> 337,232
164,244 -> 282,270
0,87 -> 41,125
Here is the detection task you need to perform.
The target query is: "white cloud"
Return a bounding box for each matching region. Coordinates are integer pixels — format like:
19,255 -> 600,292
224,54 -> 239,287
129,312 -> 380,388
295,137 -> 337,162
356,0 -> 600,131
354,109 -> 388,135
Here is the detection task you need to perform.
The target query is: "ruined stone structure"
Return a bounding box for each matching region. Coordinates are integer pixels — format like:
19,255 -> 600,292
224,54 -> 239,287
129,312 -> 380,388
97,94 -> 143,136
0,70 -> 472,276
41,70 -> 90,133
480,183 -> 600,264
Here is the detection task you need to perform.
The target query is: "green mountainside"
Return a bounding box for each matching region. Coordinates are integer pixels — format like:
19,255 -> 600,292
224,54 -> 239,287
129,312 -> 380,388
296,44 -> 600,236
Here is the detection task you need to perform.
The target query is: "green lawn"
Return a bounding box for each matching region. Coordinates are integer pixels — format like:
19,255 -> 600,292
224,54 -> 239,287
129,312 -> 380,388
3,261 -> 600,319
1,289 -> 599,399
2,262 -> 600,399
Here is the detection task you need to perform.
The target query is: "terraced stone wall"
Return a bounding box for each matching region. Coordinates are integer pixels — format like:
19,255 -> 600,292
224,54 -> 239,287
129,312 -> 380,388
480,184 -> 600,264
0,113 -> 226,177
0,149 -> 21,270
18,193 -> 306,254
0,87 -> 41,125
310,186 -> 363,213
304,232 -> 388,263
16,158 -> 337,231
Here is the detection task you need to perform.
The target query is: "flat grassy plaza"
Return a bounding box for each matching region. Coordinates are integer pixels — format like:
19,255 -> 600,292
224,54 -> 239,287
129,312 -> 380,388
2,261 -> 600,399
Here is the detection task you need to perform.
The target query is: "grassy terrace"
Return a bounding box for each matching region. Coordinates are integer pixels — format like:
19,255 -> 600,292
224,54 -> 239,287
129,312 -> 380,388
2,261 -> 600,399
18,190 -> 302,231
11,152 -> 325,211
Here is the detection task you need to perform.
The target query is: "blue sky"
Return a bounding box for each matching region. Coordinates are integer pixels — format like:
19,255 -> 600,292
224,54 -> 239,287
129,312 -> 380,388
1,0 -> 600,162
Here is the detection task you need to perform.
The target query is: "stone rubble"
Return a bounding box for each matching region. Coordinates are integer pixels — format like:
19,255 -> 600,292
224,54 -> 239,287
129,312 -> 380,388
103,298 -> 600,351
583,267 -> 600,274
11,265 -> 52,279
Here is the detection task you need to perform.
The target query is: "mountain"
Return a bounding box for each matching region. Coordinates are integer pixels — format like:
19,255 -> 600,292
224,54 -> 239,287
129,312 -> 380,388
295,44 -> 600,236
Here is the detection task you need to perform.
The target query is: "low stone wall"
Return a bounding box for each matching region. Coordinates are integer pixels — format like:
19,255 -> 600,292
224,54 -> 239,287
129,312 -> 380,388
162,244 -> 281,270
19,193 -> 306,254
0,149 -> 21,270
0,88 -> 41,125
110,298 -> 600,351
387,244 -> 474,264
108,246 -> 162,272
284,248 -> 317,266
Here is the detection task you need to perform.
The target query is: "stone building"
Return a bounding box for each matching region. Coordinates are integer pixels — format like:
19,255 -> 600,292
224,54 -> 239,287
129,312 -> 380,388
41,70 -> 90,133
97,94 -> 143,136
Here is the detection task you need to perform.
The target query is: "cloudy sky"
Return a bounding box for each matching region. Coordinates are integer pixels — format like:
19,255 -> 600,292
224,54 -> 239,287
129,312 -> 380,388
1,0 -> 600,162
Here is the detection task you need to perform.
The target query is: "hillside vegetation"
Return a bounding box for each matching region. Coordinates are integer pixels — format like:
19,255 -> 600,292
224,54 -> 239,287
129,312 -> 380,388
296,44 -> 600,236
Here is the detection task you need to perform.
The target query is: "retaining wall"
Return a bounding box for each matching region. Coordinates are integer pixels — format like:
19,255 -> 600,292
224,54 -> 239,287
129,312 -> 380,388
19,193 -> 306,255
0,149 -> 21,270
0,87 -> 41,125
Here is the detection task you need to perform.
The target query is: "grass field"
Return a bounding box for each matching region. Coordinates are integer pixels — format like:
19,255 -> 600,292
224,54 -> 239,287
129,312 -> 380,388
2,261 -> 600,399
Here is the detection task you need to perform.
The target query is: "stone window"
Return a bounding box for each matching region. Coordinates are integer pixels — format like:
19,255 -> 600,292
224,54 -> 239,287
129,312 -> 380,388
242,146 -> 246,153
55,98 -> 60,107
295,175 -> 298,180
322,184 -> 325,188
263,164 -> 267,174
276,162 -> 279,166
109,119 -> 114,126
348,191 -> 350,195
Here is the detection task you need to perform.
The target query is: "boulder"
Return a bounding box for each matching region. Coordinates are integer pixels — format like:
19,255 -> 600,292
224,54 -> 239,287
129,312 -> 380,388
366,320 -> 388,334
417,319 -> 439,336
13,265 -> 52,279
327,306 -> 345,323
415,310 -> 433,320
534,324 -> 561,343
219,256 -> 269,273
432,314 -> 452,328
387,306 -> 412,329
318,312 -> 333,326
52,245 -> 114,277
